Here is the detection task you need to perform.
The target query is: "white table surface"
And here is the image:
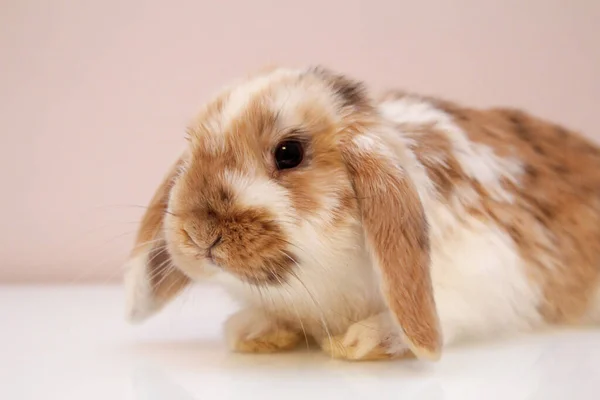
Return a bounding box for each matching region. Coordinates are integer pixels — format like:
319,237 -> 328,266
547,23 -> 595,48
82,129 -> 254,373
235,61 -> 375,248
1,284 -> 599,400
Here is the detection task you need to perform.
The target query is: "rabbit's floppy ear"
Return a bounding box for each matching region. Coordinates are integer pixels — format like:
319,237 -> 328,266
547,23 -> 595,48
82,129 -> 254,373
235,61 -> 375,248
341,131 -> 442,361
124,156 -> 191,323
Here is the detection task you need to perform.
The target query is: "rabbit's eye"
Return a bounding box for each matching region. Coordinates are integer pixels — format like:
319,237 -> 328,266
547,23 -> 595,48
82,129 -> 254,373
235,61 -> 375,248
274,140 -> 304,170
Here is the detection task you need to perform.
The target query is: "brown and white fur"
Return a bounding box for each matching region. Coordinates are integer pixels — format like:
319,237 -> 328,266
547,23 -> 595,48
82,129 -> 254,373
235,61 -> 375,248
124,66 -> 600,362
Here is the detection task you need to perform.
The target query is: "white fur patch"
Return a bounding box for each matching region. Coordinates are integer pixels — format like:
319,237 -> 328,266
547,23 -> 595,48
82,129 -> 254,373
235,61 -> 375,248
269,82 -> 339,128
350,132 -> 406,182
223,169 -> 290,216
307,191 -> 340,228
220,69 -> 301,133
378,97 -> 523,202
429,213 -> 544,344
340,311 -> 408,358
123,252 -> 160,323
352,134 -> 378,152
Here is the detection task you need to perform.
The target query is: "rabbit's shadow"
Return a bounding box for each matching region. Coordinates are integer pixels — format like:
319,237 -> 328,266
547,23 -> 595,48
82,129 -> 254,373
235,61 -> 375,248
125,337 -> 430,375
127,340 -> 443,400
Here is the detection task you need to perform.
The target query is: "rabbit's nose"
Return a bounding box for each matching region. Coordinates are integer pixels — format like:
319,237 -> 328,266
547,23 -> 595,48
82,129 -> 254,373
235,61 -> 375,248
206,235 -> 222,261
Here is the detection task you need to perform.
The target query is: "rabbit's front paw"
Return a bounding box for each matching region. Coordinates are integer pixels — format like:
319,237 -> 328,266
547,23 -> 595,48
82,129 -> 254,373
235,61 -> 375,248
321,312 -> 412,361
224,308 -> 301,354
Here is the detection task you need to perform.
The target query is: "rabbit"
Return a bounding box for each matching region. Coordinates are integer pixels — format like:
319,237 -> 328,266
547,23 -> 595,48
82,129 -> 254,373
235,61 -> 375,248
123,66 -> 600,362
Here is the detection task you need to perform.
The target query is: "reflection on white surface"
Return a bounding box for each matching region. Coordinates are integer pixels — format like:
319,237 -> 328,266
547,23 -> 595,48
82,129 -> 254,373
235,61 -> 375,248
1,285 -> 598,400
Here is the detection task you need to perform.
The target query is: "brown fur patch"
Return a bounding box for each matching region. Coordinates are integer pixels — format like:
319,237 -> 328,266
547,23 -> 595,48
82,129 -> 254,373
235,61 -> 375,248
207,207 -> 296,285
310,66 -> 373,112
402,124 -> 468,200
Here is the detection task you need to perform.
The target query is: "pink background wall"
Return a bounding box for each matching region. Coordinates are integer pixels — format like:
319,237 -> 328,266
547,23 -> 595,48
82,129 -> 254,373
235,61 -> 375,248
2,0 -> 599,282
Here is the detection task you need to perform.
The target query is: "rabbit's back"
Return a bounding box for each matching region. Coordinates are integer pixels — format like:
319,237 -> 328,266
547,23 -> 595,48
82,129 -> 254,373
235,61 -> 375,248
377,92 -> 600,343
